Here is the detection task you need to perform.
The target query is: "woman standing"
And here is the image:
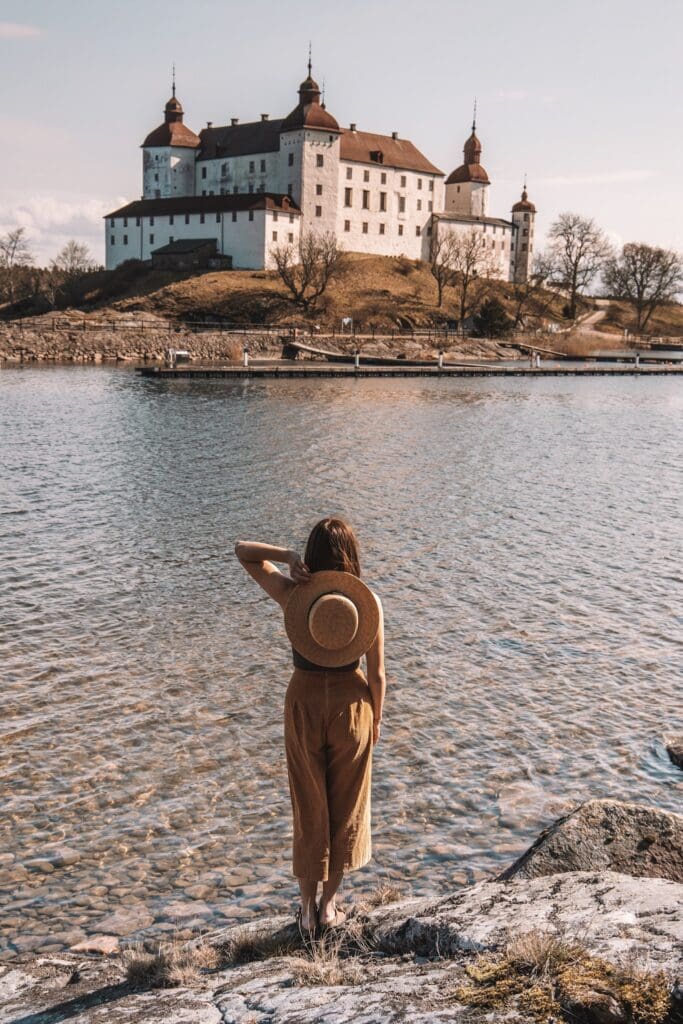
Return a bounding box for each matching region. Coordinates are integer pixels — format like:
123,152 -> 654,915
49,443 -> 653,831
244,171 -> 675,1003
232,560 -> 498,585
235,517 -> 385,932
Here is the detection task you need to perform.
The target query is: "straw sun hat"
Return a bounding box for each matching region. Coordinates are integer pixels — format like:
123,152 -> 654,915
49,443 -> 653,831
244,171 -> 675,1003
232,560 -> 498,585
284,570 -> 380,668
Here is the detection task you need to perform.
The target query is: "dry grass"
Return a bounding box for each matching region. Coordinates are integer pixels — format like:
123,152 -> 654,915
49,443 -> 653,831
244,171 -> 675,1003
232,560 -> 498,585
123,935 -> 219,989
601,299 -> 683,338
452,930 -> 672,1024
216,924 -> 304,966
289,930 -> 367,987
356,883 -> 405,912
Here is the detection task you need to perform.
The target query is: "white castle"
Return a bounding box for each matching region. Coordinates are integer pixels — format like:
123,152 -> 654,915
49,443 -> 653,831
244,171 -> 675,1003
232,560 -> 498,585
105,63 -> 536,283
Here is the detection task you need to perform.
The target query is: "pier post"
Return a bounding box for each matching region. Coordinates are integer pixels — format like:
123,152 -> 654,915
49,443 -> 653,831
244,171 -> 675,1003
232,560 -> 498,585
438,350 -> 444,369
243,347 -> 249,368
354,349 -> 360,369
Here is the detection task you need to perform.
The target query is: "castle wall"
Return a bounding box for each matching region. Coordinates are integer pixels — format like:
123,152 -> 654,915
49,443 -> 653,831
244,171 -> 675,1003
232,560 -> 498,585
433,217 -> 513,281
143,147 -> 197,199
444,181 -> 488,218
512,210 -> 535,283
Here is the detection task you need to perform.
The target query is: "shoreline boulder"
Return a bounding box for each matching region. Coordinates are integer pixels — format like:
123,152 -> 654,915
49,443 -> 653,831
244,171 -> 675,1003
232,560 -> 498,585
497,798 -> 683,883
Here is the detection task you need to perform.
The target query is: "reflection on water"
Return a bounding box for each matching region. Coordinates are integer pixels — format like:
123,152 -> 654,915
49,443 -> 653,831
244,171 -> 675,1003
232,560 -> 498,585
1,367 -> 681,954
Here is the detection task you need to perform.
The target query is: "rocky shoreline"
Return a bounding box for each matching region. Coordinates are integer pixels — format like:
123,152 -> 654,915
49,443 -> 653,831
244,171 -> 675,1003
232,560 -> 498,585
1,800 -> 682,1023
0,314 -> 517,365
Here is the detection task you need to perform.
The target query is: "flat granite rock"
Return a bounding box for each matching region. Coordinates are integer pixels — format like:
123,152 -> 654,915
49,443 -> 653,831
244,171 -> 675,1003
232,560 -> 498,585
1,871 -> 681,1024
498,798 -> 683,883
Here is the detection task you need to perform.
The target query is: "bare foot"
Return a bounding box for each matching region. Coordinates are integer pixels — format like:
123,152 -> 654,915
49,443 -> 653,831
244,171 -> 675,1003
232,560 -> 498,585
319,902 -> 346,928
299,902 -> 318,932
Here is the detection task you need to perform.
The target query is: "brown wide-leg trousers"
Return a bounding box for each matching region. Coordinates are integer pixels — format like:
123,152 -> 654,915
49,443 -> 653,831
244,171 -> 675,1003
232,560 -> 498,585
284,667 -> 374,882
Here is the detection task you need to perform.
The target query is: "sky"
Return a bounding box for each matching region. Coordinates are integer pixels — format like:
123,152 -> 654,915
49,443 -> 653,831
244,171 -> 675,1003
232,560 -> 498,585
1,0 -> 681,265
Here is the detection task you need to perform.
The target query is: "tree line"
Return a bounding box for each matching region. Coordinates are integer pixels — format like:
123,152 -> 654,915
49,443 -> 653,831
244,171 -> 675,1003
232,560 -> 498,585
0,228 -> 99,310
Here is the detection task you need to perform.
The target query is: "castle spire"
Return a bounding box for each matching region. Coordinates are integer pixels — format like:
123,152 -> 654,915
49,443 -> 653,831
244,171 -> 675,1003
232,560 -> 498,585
472,97 -> 477,133
307,41 -> 312,78
172,63 -> 176,98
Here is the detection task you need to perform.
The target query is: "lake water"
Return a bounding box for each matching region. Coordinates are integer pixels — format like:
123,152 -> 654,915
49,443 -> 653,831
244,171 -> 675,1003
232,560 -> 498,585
1,366 -> 681,955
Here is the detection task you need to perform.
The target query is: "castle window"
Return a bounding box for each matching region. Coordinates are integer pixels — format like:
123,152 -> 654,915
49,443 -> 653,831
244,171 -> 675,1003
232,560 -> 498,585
169,236 -> 173,243
379,223 -> 385,235
249,211 -> 254,221
493,225 -> 497,233
429,179 -> 434,191
169,214 -> 174,225
232,212 -> 237,222
149,216 -> 155,225
457,186 -> 461,193
136,217 -> 140,226
248,184 -> 254,193
110,218 -> 115,227
379,192 -> 387,211
216,212 -> 220,223
288,232 -> 294,242
273,212 -> 278,222
249,161 -> 255,172
362,190 -> 370,209
417,199 -> 422,211
200,213 -> 205,224
381,172 -> 386,184
400,175 -> 407,187
522,243 -> 527,251
417,178 -> 423,190
344,188 -> 352,207
416,226 -> 421,236
221,162 -> 228,175
233,185 -> 239,193
149,233 -> 154,243
427,225 -> 432,236
398,224 -> 403,236
272,231 -> 278,241
185,214 -> 190,224
316,184 -> 323,195
346,167 -> 352,180
363,169 -> 369,182
123,234 -> 128,245
261,159 -> 266,172
316,154 -> 324,167
398,196 -> 406,213
362,222 -> 368,234
154,173 -> 159,182
288,152 -> 294,166
315,206 -> 322,217
110,234 -> 115,245
201,167 -> 207,179
288,183 -> 293,196
123,217 -> 128,227
524,213 -> 529,221
523,228 -> 528,236
428,201 -> 432,212
344,220 -> 350,232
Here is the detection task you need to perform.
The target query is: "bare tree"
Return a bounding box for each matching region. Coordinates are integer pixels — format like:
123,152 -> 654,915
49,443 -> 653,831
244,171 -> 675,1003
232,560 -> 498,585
271,231 -> 344,311
510,251 -> 554,327
429,231 -> 460,307
603,242 -> 683,334
51,240 -> 96,281
547,212 -> 612,320
444,228 -> 499,321
0,227 -> 34,304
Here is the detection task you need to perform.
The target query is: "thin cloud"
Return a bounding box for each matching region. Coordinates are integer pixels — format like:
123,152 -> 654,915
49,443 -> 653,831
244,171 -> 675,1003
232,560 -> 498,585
0,195 -> 125,264
495,88 -> 530,102
0,22 -> 41,38
540,170 -> 654,186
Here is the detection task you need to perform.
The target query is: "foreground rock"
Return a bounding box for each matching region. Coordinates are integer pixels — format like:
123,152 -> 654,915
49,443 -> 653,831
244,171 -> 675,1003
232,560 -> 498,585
1,871 -> 681,1023
499,798 -> 683,883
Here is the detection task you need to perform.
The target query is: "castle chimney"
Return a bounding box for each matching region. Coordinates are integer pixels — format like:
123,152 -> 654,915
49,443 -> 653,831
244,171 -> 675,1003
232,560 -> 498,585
207,121 -> 213,128
391,131 -> 398,140
350,122 -> 357,131
261,113 -> 269,121
231,118 -> 239,126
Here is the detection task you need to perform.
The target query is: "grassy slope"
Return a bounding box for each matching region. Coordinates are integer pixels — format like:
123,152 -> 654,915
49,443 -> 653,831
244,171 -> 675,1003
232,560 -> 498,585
74,254 -> 570,330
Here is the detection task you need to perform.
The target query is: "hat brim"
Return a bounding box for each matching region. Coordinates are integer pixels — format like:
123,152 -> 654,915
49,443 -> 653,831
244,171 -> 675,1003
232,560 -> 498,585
284,570 -> 380,669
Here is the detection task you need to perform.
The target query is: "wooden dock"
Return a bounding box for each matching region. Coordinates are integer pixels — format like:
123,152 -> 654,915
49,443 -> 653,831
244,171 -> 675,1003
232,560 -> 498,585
136,362 -> 683,379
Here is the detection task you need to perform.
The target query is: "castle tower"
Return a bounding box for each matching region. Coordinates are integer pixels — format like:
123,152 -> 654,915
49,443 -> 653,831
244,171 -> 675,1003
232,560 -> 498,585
279,58 -> 341,235
444,110 -> 490,217
141,78 -> 200,199
511,182 -> 536,283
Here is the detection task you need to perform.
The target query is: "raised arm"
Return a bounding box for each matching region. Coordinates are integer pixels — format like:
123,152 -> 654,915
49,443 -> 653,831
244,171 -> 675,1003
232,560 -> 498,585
365,595 -> 386,745
234,540 -> 310,609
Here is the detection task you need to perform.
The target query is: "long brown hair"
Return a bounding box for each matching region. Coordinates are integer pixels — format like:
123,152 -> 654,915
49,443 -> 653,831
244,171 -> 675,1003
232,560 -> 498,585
304,517 -> 361,577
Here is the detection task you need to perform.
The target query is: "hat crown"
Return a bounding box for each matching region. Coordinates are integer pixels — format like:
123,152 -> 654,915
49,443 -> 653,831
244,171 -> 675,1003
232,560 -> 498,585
308,593 -> 358,651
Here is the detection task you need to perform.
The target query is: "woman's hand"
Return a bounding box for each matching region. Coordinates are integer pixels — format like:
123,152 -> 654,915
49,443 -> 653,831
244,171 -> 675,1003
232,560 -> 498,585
373,719 -> 381,745
287,550 -> 311,585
